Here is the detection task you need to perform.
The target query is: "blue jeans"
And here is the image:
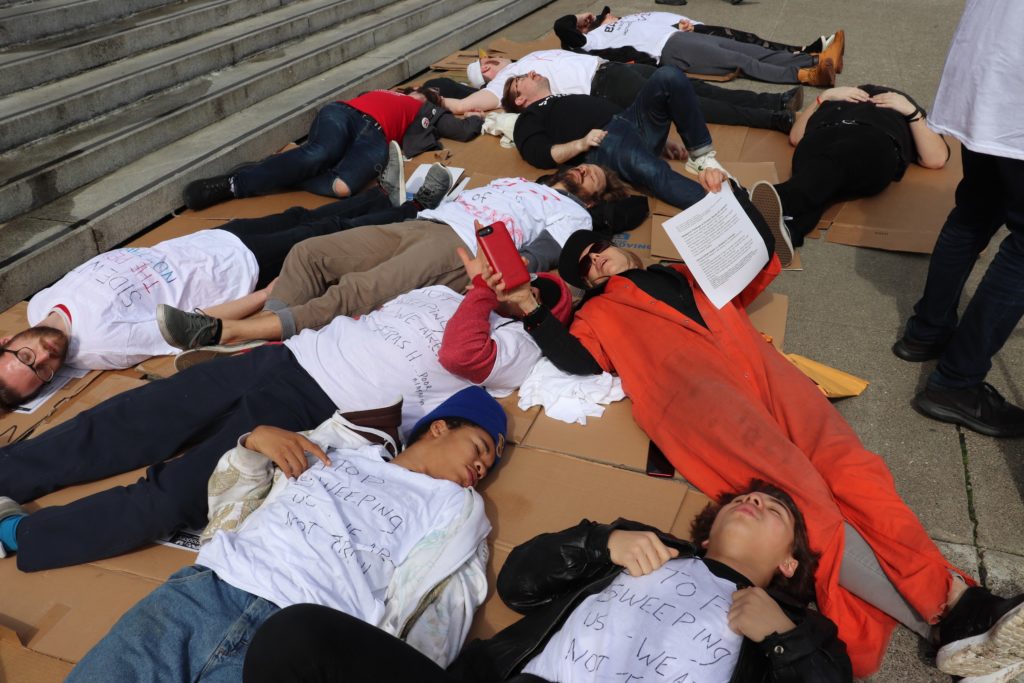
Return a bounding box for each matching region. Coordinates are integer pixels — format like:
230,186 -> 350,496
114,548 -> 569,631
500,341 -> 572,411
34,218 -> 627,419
905,146 -> 1024,388
233,102 -> 388,198
588,66 -> 711,210
68,566 -> 279,683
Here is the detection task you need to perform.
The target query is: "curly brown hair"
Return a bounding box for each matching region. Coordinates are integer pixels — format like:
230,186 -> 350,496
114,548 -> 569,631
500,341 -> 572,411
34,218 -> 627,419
536,164 -> 629,205
690,479 -> 820,605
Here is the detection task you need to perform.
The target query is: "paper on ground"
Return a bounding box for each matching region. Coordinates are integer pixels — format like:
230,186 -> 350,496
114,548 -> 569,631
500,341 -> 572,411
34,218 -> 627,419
14,366 -> 90,414
660,185 -> 768,309
406,164 -> 465,204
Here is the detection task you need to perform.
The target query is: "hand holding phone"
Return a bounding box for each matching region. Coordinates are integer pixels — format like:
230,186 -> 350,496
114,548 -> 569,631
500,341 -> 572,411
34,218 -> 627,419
476,221 -> 530,290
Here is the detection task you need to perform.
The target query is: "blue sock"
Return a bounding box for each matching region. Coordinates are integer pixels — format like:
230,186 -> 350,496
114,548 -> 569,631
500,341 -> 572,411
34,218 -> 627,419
0,514 -> 25,553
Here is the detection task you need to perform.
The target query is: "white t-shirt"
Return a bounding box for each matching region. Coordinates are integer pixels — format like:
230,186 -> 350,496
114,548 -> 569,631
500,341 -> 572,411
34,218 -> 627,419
418,178 -> 592,255
199,445 -> 468,624
485,50 -> 603,101
928,0 -> 1024,161
26,230 -> 258,369
584,12 -> 694,60
522,557 -> 743,682
283,285 -> 540,435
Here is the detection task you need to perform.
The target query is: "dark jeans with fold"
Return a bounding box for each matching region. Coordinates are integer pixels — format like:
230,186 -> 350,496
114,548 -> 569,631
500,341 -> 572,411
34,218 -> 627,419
242,604 -> 548,683
588,65 -> 711,210
222,187 -> 412,288
905,146 -> 1024,389
3,345 -> 336,571
775,124 -> 900,245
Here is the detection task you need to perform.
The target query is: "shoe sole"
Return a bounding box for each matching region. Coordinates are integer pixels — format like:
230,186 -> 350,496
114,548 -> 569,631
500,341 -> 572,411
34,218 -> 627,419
831,30 -> 845,73
386,141 -> 405,206
750,181 -> 793,267
156,304 -> 184,349
891,338 -> 945,363
961,659 -> 1024,682
938,603 -> 1024,677
174,341 -> 267,372
915,393 -> 1024,438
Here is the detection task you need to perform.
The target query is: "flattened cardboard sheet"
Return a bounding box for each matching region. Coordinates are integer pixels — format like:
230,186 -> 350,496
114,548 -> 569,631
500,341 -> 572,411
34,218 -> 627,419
181,191 -> 337,221
746,291 -> 789,351
0,627 -> 73,683
521,399 -> 650,472
826,142 -> 962,253
439,138 -> 546,182
496,392 -> 539,445
612,217 -> 653,257
430,49 -> 510,72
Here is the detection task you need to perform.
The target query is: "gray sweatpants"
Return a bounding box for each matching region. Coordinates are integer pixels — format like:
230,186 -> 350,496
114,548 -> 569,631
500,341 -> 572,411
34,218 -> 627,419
660,31 -> 814,83
264,220 -> 468,337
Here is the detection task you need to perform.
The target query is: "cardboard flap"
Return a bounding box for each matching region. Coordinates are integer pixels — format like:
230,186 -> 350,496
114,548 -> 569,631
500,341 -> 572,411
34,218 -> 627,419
747,292 -> 789,351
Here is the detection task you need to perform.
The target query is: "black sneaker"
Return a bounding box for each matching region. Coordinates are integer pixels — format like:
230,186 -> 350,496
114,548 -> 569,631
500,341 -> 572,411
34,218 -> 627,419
780,86 -> 804,113
414,164 -> 453,210
771,110 -> 795,134
938,587 -> 1024,679
914,382 -> 1024,438
379,141 -> 405,207
892,332 -> 949,362
183,175 -> 233,210
157,304 -> 222,350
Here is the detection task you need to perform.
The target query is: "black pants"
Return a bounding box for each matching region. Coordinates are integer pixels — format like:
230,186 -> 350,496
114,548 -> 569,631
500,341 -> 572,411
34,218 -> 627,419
775,124 -> 902,244
694,24 -> 805,53
4,346 -> 336,571
242,604 -> 549,683
592,61 -> 783,130
222,187 -> 412,289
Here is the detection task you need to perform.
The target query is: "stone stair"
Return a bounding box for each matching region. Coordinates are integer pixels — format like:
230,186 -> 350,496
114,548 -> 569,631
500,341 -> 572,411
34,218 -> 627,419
0,0 -> 552,310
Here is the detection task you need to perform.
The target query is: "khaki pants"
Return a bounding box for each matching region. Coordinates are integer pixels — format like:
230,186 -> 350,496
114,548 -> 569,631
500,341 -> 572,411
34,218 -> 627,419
266,220 -> 468,335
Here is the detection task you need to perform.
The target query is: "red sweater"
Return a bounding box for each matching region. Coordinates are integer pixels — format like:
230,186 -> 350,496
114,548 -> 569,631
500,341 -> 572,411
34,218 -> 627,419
346,91 -> 422,144
438,278 -> 501,384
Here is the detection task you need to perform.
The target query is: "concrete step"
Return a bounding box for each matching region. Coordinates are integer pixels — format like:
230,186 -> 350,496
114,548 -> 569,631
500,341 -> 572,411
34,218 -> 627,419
0,0 -> 175,47
0,0 -> 552,310
0,0 -> 462,223
0,0 -> 402,152
0,0 -> 289,97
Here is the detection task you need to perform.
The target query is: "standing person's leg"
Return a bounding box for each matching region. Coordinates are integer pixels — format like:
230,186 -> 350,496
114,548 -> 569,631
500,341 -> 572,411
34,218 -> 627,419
232,103 -> 361,198
68,566 -> 278,683
242,605 -> 455,683
13,346 -> 336,571
275,221 -> 468,336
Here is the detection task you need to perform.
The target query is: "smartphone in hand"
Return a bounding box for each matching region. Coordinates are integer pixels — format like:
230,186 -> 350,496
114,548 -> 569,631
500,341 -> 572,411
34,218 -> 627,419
476,221 -> 530,290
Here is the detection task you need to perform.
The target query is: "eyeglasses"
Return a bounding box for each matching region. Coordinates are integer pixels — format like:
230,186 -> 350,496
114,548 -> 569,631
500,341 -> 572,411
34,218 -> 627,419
2,347 -> 56,383
578,240 -> 614,281
508,74 -> 526,101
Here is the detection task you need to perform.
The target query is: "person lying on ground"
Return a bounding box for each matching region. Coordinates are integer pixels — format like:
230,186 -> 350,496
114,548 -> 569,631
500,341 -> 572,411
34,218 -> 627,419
494,215 -> 1024,679
554,9 -> 844,87
443,48 -> 803,133
183,85 -> 482,210
156,166 -> 629,354
0,251 -> 572,572
510,65 -> 728,211
240,480 -> 854,682
766,85 -> 950,264
0,162 -> 449,412
61,387 -> 506,682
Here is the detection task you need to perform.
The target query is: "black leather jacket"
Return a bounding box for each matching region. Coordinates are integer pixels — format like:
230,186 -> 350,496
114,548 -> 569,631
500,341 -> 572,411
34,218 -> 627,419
450,519 -> 853,683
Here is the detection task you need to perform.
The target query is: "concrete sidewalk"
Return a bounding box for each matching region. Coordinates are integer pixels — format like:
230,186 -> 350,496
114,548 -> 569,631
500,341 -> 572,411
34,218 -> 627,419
487,1 -> 1023,681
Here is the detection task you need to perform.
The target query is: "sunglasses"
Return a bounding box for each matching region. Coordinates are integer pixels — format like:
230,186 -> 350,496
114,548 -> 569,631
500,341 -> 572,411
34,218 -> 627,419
578,240 -> 614,281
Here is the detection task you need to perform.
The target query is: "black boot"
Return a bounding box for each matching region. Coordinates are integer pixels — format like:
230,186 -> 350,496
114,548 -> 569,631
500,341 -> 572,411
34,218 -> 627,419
183,175 -> 234,210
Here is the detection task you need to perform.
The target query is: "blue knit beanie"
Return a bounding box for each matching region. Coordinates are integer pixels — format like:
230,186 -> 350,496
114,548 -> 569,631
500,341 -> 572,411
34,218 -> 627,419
411,386 -> 508,459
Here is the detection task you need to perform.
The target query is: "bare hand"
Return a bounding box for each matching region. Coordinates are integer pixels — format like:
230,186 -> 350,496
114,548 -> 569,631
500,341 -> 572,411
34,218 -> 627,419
493,268 -> 540,317
580,129 -> 607,152
664,139 -> 686,161
677,19 -> 694,31
727,587 -> 797,642
870,91 -> 916,116
608,530 -> 679,577
698,168 -> 727,193
576,12 -> 595,30
820,86 -> 870,104
457,223 -> 497,285
243,426 -> 329,479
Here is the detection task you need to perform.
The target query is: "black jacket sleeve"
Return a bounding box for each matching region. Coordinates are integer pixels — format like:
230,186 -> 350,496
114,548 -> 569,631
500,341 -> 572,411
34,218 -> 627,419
757,608 -> 853,682
433,110 -> 484,142
524,307 -> 605,375
513,109 -> 561,169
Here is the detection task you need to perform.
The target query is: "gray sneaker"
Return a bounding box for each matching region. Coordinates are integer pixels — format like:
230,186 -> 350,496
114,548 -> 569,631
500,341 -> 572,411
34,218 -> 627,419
157,304 -> 221,350
749,181 -> 794,267
379,140 -> 405,207
414,164 -> 453,210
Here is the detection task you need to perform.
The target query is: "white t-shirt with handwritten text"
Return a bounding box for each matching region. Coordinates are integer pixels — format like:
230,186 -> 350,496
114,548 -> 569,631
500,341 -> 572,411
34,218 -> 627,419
26,230 -> 258,370
485,50 -> 603,101
522,557 -> 742,683
283,285 -> 540,435
417,178 -> 592,255
584,12 -> 696,61
198,445 -> 466,624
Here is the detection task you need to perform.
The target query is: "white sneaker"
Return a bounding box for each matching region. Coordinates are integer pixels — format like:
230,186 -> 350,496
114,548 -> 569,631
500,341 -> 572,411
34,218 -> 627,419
685,150 -> 729,176
960,660 -> 1024,682
749,181 -> 794,267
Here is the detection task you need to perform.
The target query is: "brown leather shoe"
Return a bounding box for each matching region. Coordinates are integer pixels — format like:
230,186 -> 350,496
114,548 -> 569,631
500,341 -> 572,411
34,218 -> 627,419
798,57 -> 836,87
821,29 -> 845,74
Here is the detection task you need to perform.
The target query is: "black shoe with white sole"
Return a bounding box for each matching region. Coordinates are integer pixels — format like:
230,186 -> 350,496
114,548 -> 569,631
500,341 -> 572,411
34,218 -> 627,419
938,588 -> 1024,679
